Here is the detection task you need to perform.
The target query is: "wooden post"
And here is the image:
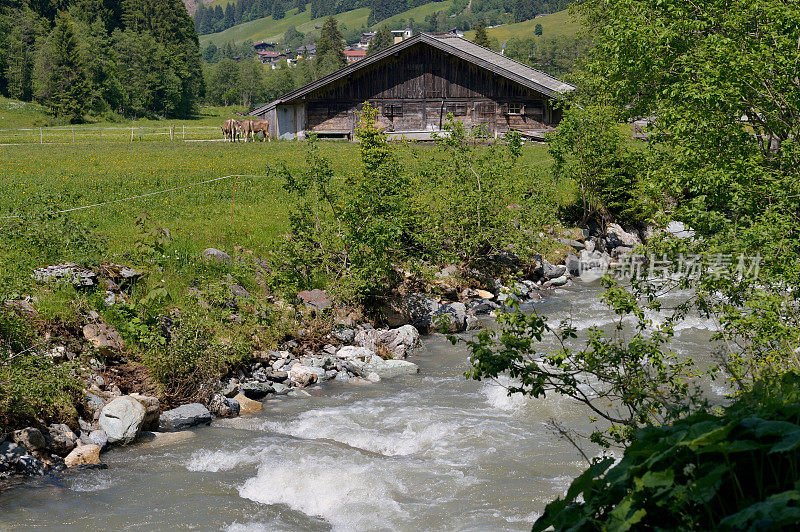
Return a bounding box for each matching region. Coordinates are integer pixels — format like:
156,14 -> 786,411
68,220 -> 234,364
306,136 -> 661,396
40,127 -> 43,144
170,125 -> 174,141
72,126 -> 75,143
182,125 -> 185,140
99,129 -> 102,142
131,126 -> 134,141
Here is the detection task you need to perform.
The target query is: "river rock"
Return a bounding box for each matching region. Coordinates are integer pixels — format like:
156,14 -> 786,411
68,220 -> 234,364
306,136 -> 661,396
137,431 -> 195,448
209,393 -> 240,418
47,424 -> 78,456
130,393 -> 160,431
605,223 -> 640,249
556,237 -> 586,251
470,300 -> 500,314
12,428 -> 47,453
64,444 -> 101,468
431,302 -> 467,333
543,260 -> 567,280
201,248 -> 230,261
336,346 -> 373,360
82,322 -> 124,354
88,430 -> 108,450
346,355 -> 420,379
99,396 -> 146,445
546,275 -> 569,287
158,403 -> 212,432
355,325 -> 421,359
0,442 -> 45,477
288,364 -> 319,387
474,289 -> 494,300
240,381 -> 274,400
221,382 -> 239,398
234,393 -> 262,415
381,293 -> 440,331
332,327 -> 355,343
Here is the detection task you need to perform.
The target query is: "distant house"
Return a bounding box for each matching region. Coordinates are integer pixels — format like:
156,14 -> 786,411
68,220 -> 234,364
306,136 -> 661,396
296,44 -> 316,58
343,49 -> 367,63
257,50 -> 286,65
253,41 -> 277,52
391,28 -> 414,44
357,32 -> 376,50
251,33 -> 574,140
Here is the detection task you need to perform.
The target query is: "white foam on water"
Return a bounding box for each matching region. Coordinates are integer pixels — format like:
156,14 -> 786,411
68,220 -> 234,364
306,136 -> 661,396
260,402 -> 466,458
185,448 -> 261,472
482,375 -> 529,412
239,450 -> 408,531
67,471 -> 117,492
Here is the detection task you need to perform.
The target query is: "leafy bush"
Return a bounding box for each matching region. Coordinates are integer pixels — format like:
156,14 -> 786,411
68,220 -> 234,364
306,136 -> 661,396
534,378 -> 800,531
0,310 -> 83,431
142,304 -> 249,405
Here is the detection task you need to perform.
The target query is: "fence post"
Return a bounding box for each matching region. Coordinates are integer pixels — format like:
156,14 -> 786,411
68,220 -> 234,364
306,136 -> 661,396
72,126 -> 75,143
99,129 -> 102,142
170,125 -> 174,141
183,125 -> 185,140
40,127 -> 43,144
131,126 -> 134,141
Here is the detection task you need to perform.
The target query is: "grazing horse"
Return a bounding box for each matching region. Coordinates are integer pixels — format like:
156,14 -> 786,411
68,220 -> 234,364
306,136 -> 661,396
249,119 -> 271,142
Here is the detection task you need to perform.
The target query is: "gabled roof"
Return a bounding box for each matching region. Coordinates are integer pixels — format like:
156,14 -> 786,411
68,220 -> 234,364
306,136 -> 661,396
251,33 -> 574,116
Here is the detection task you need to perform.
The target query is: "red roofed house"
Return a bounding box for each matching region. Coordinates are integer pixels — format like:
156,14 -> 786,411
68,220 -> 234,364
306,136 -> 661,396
343,49 -> 367,63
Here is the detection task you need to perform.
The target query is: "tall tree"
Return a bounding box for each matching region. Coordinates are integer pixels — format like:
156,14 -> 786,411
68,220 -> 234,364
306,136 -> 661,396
473,22 -> 490,47
33,11 -> 91,122
315,15 -> 345,73
272,0 -> 285,19
366,25 -> 392,56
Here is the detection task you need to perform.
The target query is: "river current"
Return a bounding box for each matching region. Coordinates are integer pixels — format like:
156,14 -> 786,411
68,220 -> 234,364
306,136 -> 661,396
0,282 -> 719,531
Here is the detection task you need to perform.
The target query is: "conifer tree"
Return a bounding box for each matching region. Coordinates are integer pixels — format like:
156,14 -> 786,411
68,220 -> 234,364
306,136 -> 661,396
366,25 -> 392,56
315,15 -> 345,72
34,12 -> 90,122
473,22 -> 490,47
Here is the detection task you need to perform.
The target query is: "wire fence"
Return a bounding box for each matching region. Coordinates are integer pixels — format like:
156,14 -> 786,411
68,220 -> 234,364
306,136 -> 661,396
0,125 -> 227,145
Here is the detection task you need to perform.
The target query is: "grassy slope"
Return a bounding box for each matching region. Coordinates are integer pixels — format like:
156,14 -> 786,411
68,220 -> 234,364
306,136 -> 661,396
464,9 -> 582,42
0,134 -> 555,257
199,1 -> 456,46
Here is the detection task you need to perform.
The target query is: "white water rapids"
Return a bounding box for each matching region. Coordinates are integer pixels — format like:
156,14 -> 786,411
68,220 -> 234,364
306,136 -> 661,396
0,283 -> 720,531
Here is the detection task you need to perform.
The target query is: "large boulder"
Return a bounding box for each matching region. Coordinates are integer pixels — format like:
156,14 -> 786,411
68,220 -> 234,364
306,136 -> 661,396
64,444 -> 101,468
12,428 -> 47,453
201,248 -> 230,261
82,322 -> 124,354
380,293 -> 440,331
99,396 -> 146,445
47,424 -> 78,456
431,302 -> 467,333
208,394 -> 240,418
158,403 -> 212,432
346,355 -> 420,379
606,223 -> 641,249
240,381 -> 274,400
233,393 -> 262,415
32,263 -> 96,287
297,289 -> 332,310
288,364 -> 319,387
130,393 -> 160,431
355,325 -> 421,359
0,442 -> 45,478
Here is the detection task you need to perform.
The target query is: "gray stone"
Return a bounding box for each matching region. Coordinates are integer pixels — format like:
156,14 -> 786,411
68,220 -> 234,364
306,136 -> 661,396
666,220 -> 695,240
130,393 -> 160,431
332,327 -> 355,343
355,325 -> 421,359
381,293 -> 440,331
209,393 -> 240,418
543,260 -> 567,280
272,382 -> 289,394
230,284 -> 249,299
158,403 -> 212,432
435,265 -> 459,278
47,424 -> 78,456
336,346 -> 374,360
99,396 -> 146,445
556,237 -> 586,251
82,322 -> 123,354
565,253 -> 581,276
547,275 -> 569,287
431,302 -> 467,333
606,223 -> 641,249
0,442 -> 45,478
221,382 -> 239,398
12,428 -> 47,453
88,430 -> 108,450
465,315 -> 483,330
334,371 -> 350,383
346,355 -> 420,379
32,263 -> 96,287
297,289 -> 331,310
202,248 -> 231,261
240,381 -> 275,400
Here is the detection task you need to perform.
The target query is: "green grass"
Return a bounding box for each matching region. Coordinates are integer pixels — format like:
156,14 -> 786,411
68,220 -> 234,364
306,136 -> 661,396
0,137 -> 555,259
464,9 -> 583,43
199,1 -> 456,47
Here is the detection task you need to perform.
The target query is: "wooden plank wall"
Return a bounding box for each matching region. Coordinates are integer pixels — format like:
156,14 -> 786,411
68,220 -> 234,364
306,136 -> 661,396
303,43 -> 558,136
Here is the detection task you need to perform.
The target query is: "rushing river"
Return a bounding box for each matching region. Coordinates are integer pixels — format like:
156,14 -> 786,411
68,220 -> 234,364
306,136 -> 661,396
0,282 -> 719,531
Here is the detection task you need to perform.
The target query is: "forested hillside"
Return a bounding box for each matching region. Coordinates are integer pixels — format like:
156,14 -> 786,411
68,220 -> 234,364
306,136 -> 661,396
0,0 -> 204,121
195,0 -> 572,39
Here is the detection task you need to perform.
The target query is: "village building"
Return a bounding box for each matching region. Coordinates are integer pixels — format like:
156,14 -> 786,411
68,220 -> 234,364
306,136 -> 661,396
356,31 -> 376,50
296,44 -> 316,59
391,28 -> 414,44
343,49 -> 367,63
257,50 -> 286,66
250,33 -> 574,141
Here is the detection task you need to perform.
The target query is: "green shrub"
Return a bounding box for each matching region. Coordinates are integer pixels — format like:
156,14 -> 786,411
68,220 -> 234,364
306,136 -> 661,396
534,376 -> 800,531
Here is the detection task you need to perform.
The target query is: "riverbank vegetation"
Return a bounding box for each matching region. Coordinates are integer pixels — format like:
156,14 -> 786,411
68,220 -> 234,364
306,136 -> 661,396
459,0 -> 800,528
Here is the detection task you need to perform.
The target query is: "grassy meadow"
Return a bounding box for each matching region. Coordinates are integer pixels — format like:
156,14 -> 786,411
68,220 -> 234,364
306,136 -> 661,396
464,9 -> 583,42
1,133 -> 557,259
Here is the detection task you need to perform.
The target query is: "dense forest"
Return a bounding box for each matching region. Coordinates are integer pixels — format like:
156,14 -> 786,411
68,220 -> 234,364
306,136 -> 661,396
194,0 -> 572,36
0,0 -> 204,121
